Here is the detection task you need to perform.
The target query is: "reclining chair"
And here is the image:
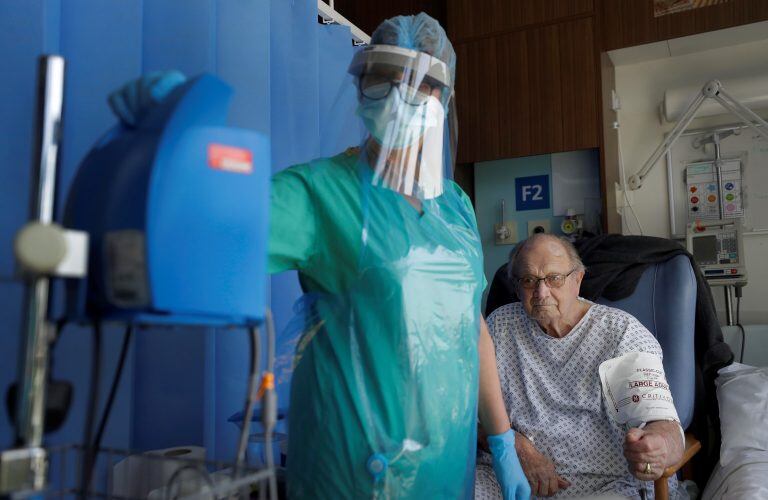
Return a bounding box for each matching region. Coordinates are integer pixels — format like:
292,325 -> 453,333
598,254 -> 701,500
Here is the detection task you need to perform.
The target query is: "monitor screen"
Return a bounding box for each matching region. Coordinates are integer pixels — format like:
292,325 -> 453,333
692,235 -> 718,264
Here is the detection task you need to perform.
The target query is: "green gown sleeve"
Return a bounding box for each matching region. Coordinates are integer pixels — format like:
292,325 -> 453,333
451,181 -> 488,292
268,164 -> 318,274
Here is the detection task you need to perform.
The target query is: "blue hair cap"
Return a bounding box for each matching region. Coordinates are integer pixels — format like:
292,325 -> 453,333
371,12 -> 456,86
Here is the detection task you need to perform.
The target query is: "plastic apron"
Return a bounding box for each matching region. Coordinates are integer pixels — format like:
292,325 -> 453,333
283,155 -> 484,499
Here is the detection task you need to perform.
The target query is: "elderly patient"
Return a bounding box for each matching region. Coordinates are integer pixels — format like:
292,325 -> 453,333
476,234 -> 684,499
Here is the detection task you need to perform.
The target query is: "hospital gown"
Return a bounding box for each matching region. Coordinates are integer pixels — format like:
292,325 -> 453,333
475,300 -> 678,500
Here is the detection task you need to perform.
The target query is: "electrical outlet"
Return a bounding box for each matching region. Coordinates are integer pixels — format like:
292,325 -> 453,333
494,221 -> 517,245
527,219 -> 551,236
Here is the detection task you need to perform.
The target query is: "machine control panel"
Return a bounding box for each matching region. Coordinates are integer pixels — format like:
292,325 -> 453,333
686,219 -> 747,286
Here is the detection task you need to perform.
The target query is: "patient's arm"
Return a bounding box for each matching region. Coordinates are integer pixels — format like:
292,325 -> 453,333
623,420 -> 685,481
514,433 -> 570,497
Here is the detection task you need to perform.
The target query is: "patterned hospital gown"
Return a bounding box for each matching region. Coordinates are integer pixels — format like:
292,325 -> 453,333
475,300 -> 679,500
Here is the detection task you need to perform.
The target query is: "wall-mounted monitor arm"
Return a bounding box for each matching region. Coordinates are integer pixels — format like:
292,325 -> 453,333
628,80 -> 768,190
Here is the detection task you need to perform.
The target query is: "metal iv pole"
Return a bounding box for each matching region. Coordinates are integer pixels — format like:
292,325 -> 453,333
0,55 -> 65,494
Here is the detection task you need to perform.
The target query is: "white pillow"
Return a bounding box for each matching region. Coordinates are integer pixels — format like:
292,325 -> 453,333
715,363 -> 768,467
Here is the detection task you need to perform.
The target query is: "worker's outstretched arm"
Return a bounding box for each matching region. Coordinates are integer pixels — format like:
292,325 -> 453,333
478,316 -> 511,434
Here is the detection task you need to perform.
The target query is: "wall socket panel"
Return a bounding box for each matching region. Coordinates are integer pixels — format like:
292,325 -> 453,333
494,221 -> 517,245
527,219 -> 551,236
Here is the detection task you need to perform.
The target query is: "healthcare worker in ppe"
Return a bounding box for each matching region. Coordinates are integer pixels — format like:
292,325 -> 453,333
270,13 -> 529,499
107,12 -> 528,500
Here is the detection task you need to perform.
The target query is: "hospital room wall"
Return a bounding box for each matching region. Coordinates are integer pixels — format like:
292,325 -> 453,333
475,150 -> 601,312
0,0 -> 357,461
613,38 -> 768,366
475,155 -> 557,306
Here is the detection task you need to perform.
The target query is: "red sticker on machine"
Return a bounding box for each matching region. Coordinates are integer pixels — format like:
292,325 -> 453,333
208,144 -> 253,174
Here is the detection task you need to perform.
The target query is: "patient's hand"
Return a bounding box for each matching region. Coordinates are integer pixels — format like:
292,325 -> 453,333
514,432 -> 570,497
623,422 -> 684,481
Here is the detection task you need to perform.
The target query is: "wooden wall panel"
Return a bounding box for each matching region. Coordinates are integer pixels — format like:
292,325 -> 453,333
527,23 -> 564,155
456,17 -> 598,162
474,40 -> 501,159
496,30 -> 531,158
601,0 -> 768,51
455,38 -> 500,163
559,17 -> 598,151
448,0 -> 593,42
454,42 -> 475,163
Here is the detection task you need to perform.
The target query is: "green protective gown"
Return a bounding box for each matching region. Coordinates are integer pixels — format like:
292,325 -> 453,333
269,149 -> 486,499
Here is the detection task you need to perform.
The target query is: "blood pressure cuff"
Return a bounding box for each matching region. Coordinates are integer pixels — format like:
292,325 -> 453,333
599,352 -> 681,428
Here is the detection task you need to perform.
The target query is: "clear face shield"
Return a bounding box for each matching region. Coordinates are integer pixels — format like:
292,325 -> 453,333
349,45 -> 457,200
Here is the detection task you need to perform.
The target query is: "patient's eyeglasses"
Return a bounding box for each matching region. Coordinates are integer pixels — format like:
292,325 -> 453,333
516,269 -> 577,290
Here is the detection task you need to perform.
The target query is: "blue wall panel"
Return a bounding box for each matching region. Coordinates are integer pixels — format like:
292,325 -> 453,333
132,328 -> 207,451
270,0 -> 319,172
0,0 -> 61,448
58,0 -> 143,214
142,0 -> 215,76
217,0 -> 271,135
47,0 -> 144,452
0,0 -> 143,464
317,24 -> 364,157
268,0 -> 320,409
0,0 -> 61,276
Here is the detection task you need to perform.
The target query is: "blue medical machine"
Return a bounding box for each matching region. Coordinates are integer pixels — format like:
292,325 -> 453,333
3,56 -> 275,496
64,73 -> 269,325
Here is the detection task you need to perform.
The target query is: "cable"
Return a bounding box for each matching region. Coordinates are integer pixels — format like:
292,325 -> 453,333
234,311 -> 277,500
263,309 -> 278,500
91,325 -> 133,462
43,318 -> 68,376
79,320 -> 103,499
736,323 -> 746,363
616,121 -> 645,235
735,289 -> 746,363
235,325 -> 261,467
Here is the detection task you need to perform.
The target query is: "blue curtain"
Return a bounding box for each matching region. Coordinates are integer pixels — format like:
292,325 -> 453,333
0,0 -> 364,467
269,1 -> 364,413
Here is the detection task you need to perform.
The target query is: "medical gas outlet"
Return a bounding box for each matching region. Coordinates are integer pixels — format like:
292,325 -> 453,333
495,221 -> 518,245
494,199 -> 517,245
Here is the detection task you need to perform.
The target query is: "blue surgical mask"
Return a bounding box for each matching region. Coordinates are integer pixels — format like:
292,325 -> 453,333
356,87 -> 437,148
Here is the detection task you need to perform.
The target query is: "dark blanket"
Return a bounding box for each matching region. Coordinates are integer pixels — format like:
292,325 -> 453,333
485,234 -> 733,485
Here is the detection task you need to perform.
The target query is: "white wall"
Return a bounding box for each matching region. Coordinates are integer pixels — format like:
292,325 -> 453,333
613,38 -> 768,364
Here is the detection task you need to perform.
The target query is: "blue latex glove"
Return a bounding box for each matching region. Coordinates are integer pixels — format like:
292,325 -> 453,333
488,430 -> 531,500
107,70 -> 187,127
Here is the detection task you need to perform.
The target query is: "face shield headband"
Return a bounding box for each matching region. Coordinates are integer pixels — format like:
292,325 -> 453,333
348,45 -> 456,200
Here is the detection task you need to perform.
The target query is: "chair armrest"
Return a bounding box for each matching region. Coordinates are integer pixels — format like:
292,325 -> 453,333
662,433 -> 701,478
653,434 -> 701,500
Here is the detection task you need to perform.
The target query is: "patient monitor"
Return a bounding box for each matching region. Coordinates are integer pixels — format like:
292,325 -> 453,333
686,219 -> 747,286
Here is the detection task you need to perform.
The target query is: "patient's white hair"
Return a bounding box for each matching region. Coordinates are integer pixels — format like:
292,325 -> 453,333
507,233 -> 586,279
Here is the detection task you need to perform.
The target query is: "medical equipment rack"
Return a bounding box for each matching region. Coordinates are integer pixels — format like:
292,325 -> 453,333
25,444 -> 277,499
